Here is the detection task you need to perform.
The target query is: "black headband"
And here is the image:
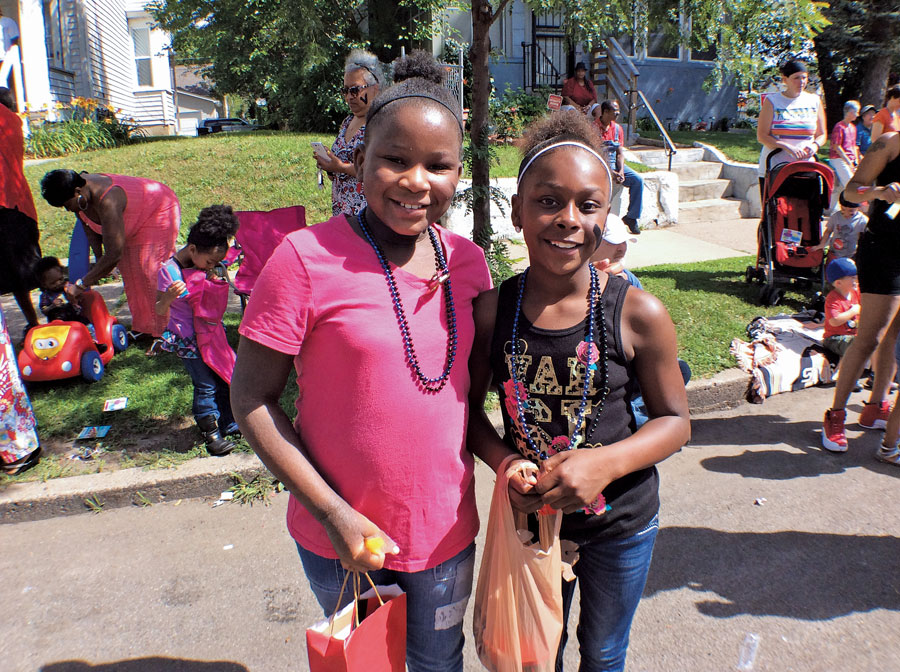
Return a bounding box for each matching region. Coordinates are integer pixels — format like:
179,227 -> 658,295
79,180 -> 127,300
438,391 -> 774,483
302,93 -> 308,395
355,63 -> 380,84
368,93 -> 464,132
781,60 -> 808,77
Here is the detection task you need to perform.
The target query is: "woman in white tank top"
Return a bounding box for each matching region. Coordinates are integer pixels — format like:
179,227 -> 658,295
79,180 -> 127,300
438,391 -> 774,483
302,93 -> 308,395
756,60 -> 827,184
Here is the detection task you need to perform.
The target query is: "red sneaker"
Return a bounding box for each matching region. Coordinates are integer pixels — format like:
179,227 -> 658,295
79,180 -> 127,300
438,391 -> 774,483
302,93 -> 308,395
822,409 -> 848,452
858,400 -> 892,430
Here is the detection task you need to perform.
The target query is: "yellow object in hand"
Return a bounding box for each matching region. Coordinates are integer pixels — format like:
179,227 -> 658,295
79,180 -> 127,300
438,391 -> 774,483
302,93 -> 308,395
364,536 -> 385,553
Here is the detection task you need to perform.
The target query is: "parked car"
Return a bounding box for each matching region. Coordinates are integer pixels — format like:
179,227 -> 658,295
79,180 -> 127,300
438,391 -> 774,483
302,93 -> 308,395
18,290 -> 129,383
196,118 -> 258,136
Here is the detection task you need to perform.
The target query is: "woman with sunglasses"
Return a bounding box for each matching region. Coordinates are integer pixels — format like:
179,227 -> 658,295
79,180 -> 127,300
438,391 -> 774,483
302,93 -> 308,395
314,50 -> 383,216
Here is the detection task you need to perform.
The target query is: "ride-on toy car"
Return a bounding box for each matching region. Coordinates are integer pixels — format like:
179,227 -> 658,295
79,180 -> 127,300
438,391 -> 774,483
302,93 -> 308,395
18,290 -> 129,383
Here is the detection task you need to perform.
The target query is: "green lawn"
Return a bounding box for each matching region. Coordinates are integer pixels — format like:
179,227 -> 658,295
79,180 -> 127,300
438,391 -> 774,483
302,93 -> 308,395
640,255 -> 817,377
26,132 -> 335,259
637,129 -> 760,164
639,128 -> 833,166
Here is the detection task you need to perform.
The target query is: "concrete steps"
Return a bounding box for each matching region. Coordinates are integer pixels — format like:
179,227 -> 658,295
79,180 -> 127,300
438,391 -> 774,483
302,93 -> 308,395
629,144 -> 749,225
671,161 -> 723,181
629,146 -> 706,167
678,197 -> 744,224
679,178 -> 732,201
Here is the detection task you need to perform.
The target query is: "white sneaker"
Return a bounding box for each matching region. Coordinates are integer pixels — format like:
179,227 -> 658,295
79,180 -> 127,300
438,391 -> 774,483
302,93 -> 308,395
876,444 -> 900,466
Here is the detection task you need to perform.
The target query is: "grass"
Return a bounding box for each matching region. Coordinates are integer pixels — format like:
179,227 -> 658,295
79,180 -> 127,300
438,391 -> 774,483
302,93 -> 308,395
636,129 -> 761,164
26,132 -> 335,259
640,255 -> 820,377
638,128 -> 834,167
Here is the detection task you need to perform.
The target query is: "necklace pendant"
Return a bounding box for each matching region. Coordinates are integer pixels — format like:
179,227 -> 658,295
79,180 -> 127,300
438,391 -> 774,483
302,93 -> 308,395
427,270 -> 450,291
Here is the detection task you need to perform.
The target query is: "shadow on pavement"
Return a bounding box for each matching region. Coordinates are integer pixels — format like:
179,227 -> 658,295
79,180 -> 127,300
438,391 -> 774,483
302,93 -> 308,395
41,658 -> 249,672
645,527 -> 900,619
691,415 -> 900,480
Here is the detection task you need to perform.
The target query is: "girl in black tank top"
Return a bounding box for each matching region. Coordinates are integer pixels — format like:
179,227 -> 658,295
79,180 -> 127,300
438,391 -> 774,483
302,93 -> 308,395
466,113 -> 690,671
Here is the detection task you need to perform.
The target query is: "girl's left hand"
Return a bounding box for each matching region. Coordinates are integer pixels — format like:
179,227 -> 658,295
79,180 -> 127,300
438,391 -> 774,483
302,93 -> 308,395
534,450 -> 610,514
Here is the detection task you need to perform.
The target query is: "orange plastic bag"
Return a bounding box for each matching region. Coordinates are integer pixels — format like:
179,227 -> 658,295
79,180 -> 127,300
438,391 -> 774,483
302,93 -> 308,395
473,455 -> 564,672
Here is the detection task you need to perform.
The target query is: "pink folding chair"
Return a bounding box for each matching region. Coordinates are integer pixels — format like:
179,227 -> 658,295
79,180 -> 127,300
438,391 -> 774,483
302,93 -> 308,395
232,205 -> 307,310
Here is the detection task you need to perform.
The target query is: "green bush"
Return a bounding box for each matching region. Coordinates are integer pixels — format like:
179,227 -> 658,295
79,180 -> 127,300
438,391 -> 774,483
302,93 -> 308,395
490,86 -> 552,142
26,97 -> 142,158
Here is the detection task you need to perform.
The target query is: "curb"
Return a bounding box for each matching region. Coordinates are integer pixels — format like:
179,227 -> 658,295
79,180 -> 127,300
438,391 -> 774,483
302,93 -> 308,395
0,452 -> 267,525
1,371 -> 750,525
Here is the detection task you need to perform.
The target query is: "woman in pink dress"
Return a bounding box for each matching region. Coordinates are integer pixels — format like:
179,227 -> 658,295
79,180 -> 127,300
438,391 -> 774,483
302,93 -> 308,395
40,170 -> 180,339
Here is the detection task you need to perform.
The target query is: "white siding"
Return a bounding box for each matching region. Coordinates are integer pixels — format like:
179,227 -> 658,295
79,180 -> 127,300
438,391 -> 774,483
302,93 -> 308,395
133,89 -> 174,127
81,0 -> 136,117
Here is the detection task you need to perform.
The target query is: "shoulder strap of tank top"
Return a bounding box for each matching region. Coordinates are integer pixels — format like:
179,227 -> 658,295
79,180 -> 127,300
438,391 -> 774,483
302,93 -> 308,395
603,273 -> 631,362
94,174 -> 119,204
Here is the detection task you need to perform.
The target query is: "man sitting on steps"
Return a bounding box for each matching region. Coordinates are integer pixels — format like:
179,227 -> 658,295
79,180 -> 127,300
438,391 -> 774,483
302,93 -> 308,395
593,99 -> 643,234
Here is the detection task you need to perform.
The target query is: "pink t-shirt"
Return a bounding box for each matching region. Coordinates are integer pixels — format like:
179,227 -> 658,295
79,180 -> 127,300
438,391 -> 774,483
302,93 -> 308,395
239,215 -> 492,571
829,121 -> 857,161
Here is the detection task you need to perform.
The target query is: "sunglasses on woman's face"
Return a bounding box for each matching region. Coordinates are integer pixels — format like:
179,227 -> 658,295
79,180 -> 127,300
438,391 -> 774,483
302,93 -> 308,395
340,84 -> 371,98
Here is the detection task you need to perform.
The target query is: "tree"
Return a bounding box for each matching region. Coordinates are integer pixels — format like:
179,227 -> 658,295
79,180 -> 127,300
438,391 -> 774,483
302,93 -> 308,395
149,0 -> 412,130
813,2 -> 900,128
464,0 -> 828,248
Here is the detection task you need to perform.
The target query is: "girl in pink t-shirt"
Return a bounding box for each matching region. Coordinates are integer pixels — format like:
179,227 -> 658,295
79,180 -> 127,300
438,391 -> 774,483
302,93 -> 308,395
233,57 -> 506,671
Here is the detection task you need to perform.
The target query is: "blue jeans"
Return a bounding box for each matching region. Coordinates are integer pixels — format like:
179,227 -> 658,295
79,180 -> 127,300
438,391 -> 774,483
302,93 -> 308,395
556,514 -> 659,672
180,356 -> 237,434
631,360 -> 691,428
297,541 -> 476,672
622,167 -> 643,223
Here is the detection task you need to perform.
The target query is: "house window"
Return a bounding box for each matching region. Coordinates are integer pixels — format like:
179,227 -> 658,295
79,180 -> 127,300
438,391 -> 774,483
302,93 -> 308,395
689,42 -> 716,61
646,31 -> 680,59
688,16 -> 717,61
42,0 -> 66,69
130,26 -> 153,87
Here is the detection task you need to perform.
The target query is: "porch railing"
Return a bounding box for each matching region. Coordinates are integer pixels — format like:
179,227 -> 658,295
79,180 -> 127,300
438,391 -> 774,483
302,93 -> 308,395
522,40 -> 564,92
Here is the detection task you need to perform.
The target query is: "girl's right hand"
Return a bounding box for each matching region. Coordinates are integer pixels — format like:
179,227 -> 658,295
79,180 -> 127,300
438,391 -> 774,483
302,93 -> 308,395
323,505 -> 400,573
507,458 -> 544,514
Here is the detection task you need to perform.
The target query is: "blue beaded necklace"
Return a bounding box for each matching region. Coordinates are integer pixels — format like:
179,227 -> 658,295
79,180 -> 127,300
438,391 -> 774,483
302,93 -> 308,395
357,209 -> 458,393
509,264 -> 609,459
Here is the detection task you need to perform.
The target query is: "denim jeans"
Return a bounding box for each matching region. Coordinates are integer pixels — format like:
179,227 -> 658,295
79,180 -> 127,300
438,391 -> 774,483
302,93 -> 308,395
297,541 -> 476,672
621,167 -> 644,223
179,355 -> 237,434
556,514 -> 660,672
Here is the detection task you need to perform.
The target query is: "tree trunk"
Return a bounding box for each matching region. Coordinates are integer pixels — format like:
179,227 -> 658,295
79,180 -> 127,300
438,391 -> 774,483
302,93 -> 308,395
858,16 -> 896,107
470,0 -> 493,250
813,34 -> 842,131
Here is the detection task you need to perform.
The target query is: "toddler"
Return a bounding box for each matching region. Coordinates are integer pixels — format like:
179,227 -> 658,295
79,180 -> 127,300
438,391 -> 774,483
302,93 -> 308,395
822,257 -> 860,358
35,256 -> 91,325
813,192 -> 868,260
156,205 -> 240,456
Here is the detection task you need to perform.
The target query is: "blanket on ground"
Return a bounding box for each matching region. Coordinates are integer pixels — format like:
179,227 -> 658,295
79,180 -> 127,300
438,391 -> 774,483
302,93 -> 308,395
731,313 -> 838,403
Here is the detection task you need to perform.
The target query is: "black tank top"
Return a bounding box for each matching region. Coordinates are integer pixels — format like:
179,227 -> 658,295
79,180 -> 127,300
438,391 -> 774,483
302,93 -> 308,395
864,150 -> 900,241
490,272 -> 659,544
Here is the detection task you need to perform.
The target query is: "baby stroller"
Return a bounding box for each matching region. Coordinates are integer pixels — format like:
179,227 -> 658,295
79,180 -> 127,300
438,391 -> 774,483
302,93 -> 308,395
746,149 -> 835,306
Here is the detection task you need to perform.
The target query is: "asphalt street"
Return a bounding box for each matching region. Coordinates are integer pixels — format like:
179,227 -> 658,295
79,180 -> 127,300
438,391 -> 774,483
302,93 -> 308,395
2,384 -> 899,672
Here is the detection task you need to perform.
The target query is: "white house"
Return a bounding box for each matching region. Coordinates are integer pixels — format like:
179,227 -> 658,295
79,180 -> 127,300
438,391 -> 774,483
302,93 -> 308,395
0,0 -> 219,135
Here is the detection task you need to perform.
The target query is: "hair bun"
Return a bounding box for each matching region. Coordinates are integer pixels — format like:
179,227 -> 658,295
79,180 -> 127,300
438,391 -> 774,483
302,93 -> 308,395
393,50 -> 445,85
